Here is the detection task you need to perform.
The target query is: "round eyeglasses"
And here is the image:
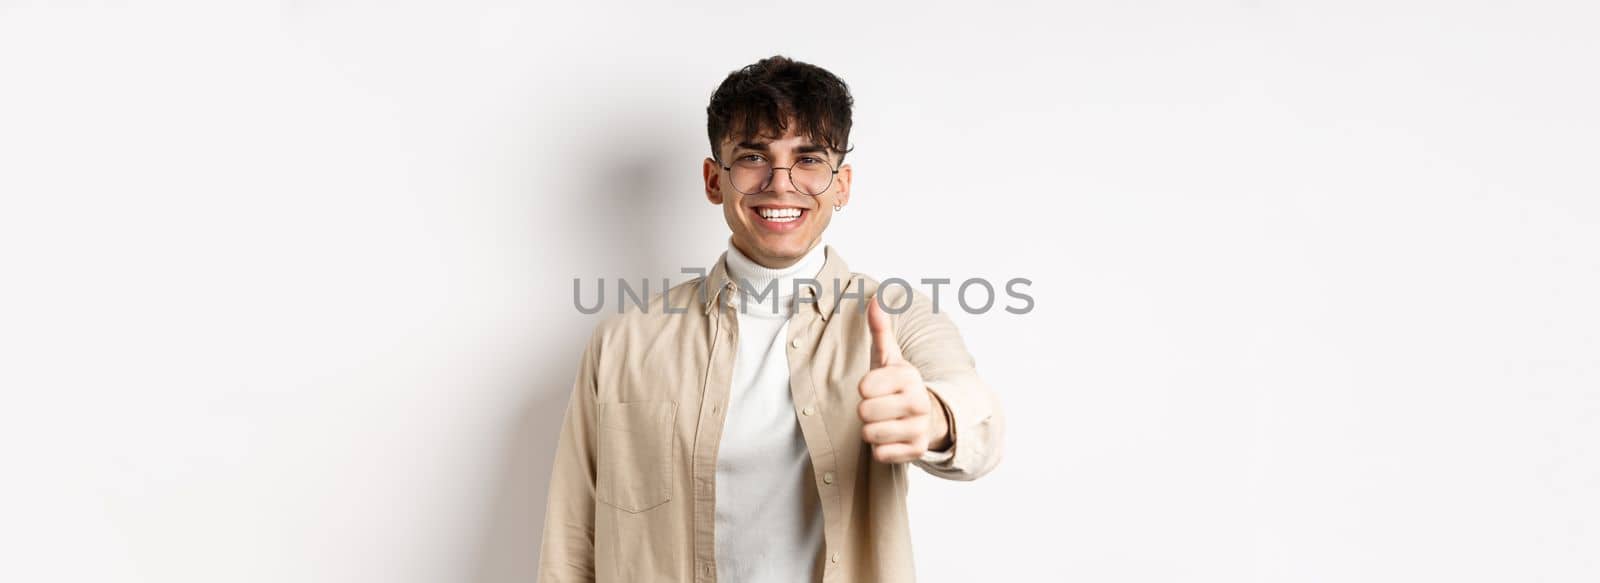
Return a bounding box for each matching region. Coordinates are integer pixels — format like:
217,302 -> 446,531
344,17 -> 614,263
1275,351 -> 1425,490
719,153 -> 839,196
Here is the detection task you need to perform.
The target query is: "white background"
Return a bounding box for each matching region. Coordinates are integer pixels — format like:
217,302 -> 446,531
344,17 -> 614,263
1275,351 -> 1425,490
2,1 -> 1597,581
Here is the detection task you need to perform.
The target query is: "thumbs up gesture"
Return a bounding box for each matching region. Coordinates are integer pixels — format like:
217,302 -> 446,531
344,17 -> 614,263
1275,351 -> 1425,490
858,294 -> 952,463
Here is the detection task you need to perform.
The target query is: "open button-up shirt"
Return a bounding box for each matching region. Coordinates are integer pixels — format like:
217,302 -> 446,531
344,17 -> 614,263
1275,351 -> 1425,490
537,245 -> 1006,582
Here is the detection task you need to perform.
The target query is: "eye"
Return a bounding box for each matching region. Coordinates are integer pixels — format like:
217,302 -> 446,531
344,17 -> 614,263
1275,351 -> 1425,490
738,154 -> 767,164
799,156 -> 826,166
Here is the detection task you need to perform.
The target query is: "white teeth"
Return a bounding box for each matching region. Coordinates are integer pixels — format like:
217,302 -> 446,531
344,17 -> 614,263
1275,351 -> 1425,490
758,207 -> 802,222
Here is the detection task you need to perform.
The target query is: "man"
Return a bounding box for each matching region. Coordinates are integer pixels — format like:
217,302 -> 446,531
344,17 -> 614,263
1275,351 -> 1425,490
538,54 -> 1005,583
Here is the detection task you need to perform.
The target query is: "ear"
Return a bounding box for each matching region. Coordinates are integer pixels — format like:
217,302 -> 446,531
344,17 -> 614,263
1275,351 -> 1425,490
703,157 -> 724,205
834,162 -> 852,207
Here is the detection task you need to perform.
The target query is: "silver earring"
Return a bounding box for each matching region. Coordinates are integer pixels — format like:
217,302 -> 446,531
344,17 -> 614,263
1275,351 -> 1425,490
833,203 -> 843,212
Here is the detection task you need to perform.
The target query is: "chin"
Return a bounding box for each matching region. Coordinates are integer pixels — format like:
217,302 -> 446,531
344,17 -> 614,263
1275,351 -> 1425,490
740,232 -> 811,262
770,234 -> 817,252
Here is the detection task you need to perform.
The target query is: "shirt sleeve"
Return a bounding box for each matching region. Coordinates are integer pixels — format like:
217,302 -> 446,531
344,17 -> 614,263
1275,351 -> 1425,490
918,443 -> 956,464
890,286 -> 1006,481
537,327 -> 604,582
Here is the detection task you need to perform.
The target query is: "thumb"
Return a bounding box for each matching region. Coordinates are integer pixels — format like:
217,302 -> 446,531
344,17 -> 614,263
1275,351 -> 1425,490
867,293 -> 905,368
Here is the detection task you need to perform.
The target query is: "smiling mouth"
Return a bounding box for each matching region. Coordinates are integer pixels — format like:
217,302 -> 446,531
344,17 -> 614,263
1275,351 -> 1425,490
753,206 -> 806,223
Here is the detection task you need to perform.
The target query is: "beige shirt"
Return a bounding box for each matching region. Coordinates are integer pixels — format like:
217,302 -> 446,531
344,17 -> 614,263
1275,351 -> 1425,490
537,245 -> 1006,582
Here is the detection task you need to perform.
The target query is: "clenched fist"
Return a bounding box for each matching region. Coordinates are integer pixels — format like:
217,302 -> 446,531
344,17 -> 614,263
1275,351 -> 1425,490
858,294 -> 952,463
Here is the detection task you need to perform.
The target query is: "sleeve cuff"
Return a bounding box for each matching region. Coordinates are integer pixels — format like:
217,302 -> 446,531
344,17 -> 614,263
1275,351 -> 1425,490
919,446 -> 955,464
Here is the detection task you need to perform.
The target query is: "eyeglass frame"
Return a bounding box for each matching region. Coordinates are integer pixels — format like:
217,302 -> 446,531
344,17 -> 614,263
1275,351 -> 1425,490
716,153 -> 842,197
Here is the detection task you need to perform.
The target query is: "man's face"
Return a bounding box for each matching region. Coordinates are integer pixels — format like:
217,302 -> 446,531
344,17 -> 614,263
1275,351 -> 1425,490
702,123 -> 852,268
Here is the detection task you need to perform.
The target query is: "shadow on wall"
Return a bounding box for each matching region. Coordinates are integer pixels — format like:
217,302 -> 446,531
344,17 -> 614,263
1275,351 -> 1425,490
468,99 -> 692,582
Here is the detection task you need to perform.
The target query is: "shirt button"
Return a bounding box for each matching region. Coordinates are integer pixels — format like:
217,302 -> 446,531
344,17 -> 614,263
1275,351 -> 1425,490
791,337 -> 801,348
823,471 -> 834,484
802,406 -> 815,416
830,552 -> 840,564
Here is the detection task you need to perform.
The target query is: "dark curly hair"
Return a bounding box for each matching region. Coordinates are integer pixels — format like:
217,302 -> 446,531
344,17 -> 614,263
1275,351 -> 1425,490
706,54 -> 855,165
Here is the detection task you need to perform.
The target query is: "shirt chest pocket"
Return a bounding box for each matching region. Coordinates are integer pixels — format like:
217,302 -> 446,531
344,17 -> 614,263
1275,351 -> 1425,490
596,400 -> 677,513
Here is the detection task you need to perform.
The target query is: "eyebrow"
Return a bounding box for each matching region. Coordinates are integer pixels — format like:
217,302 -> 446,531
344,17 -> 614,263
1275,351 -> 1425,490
734,140 -> 830,155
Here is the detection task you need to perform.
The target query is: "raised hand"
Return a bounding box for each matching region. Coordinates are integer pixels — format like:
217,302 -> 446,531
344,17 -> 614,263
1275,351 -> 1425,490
857,294 -> 950,463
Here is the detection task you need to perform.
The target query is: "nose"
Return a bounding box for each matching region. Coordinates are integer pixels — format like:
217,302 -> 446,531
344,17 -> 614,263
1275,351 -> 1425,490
764,165 -> 799,195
